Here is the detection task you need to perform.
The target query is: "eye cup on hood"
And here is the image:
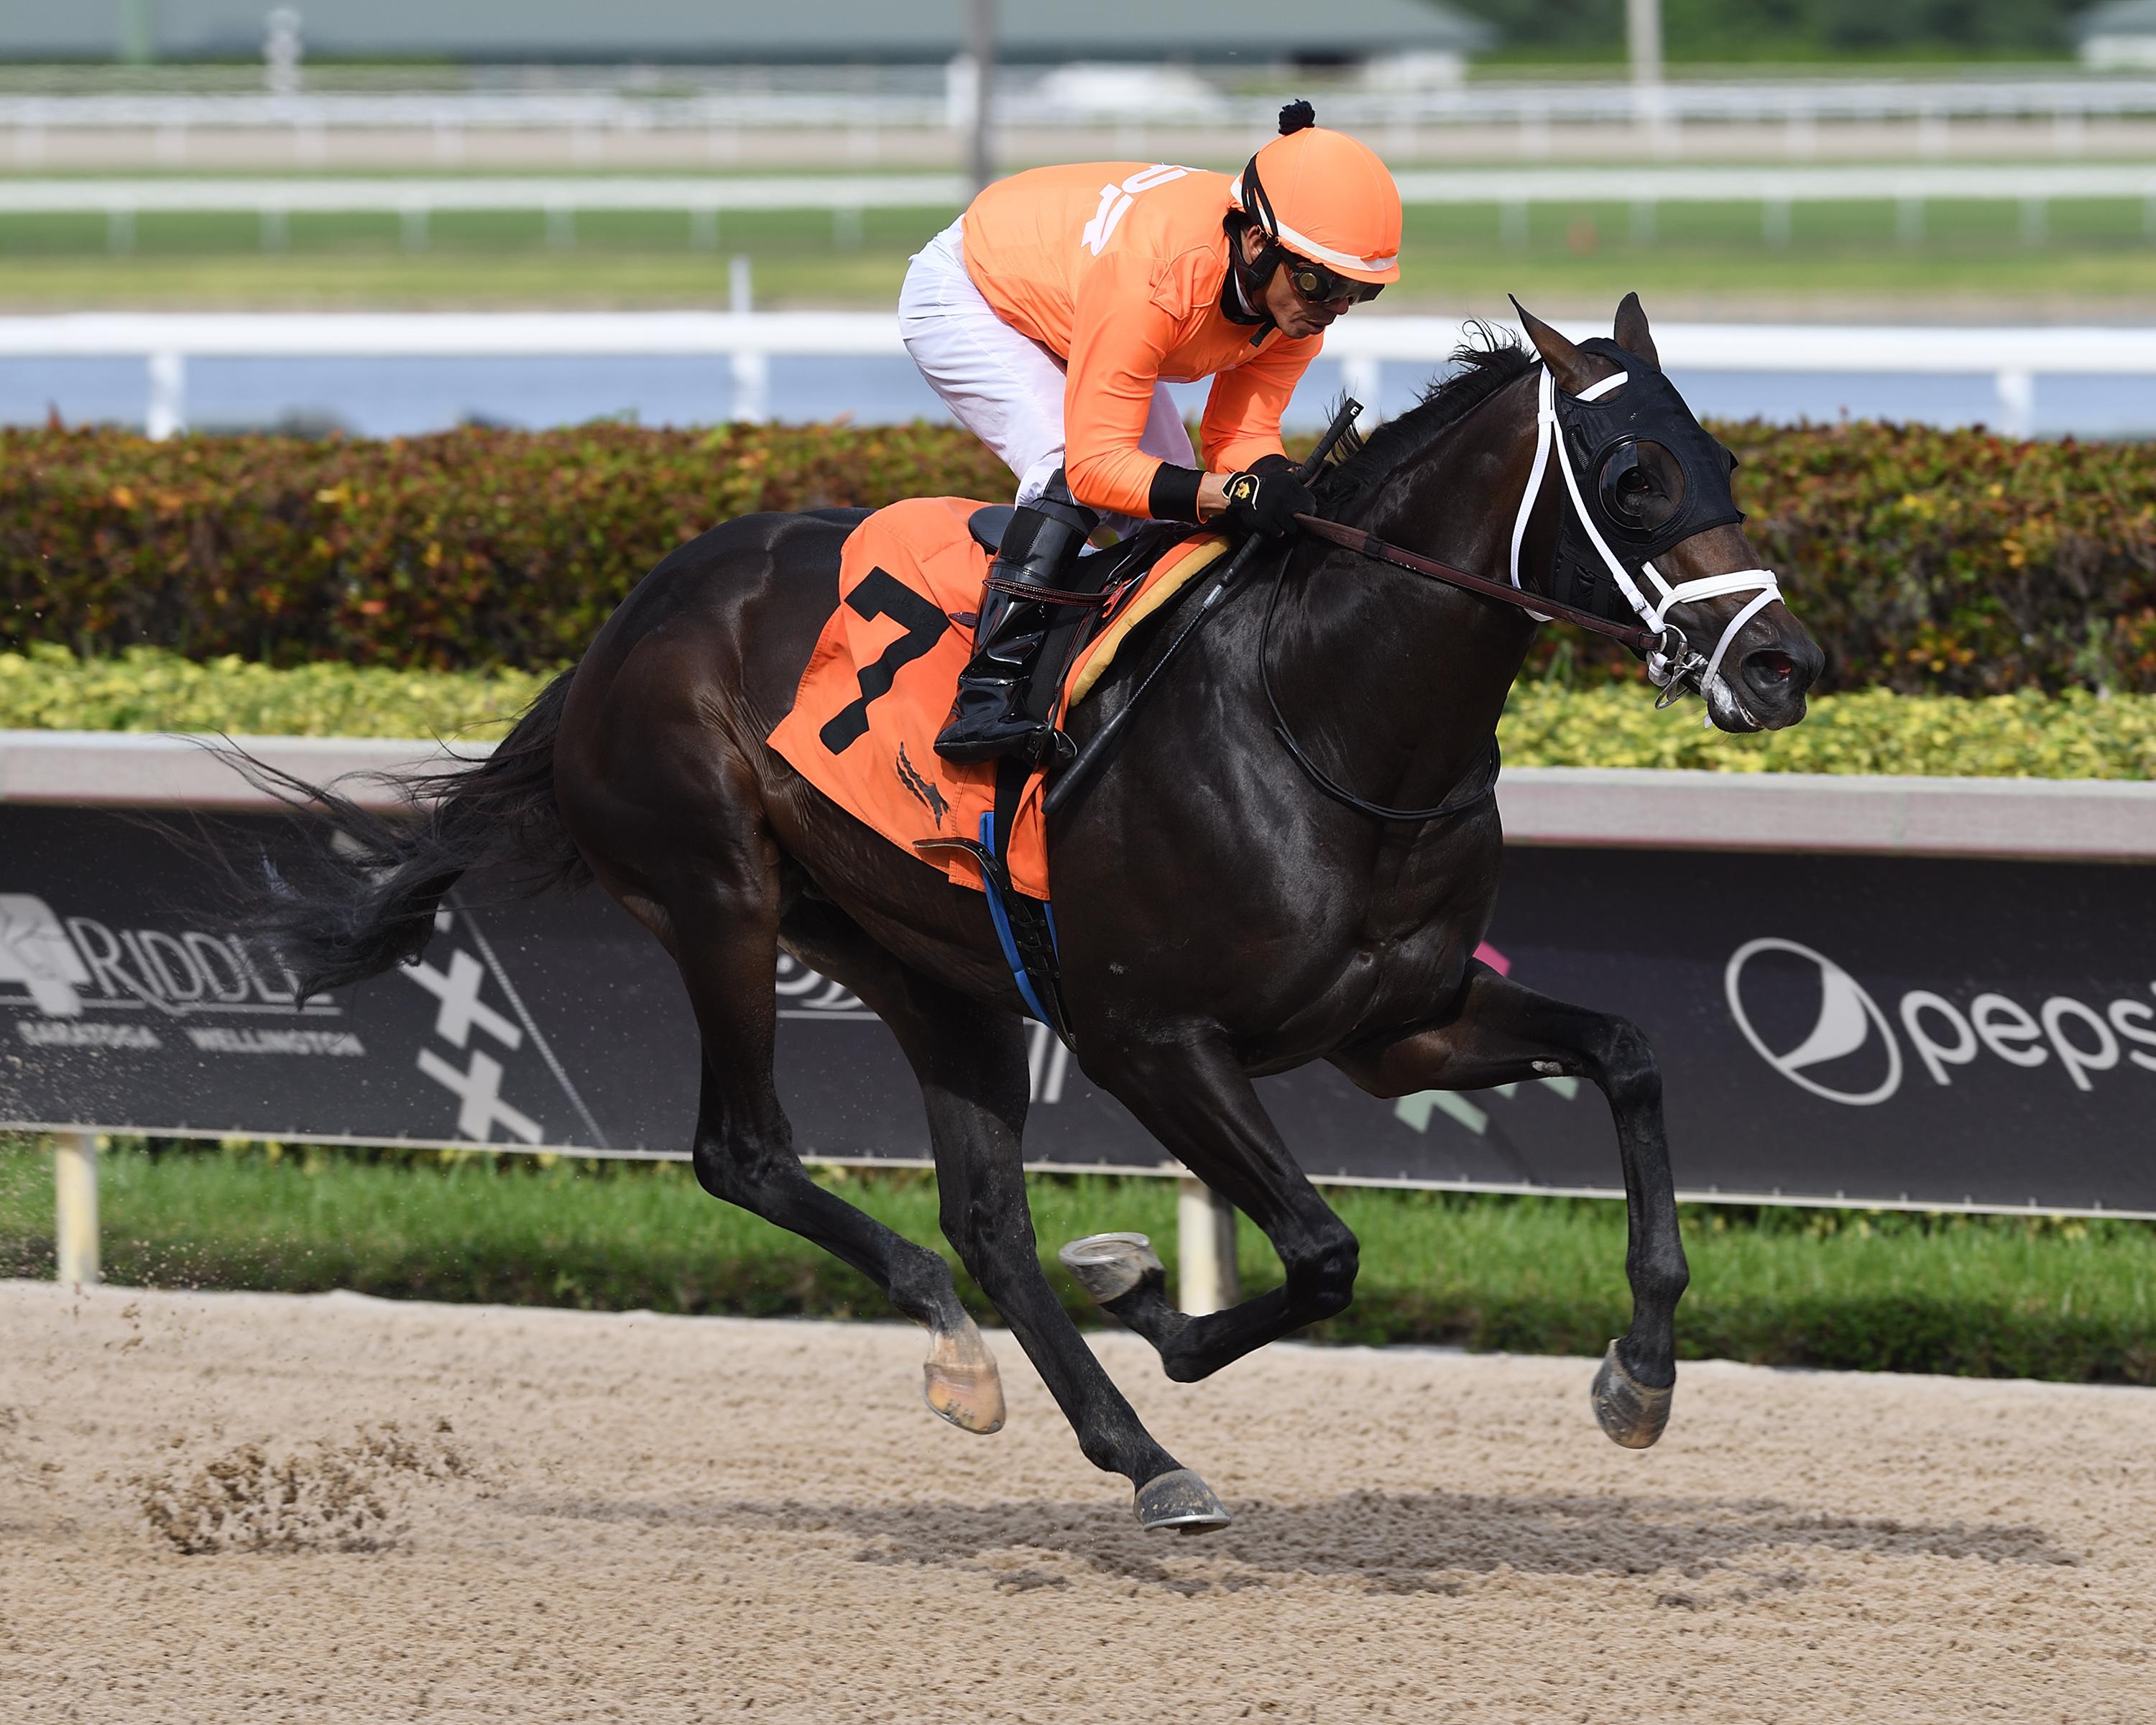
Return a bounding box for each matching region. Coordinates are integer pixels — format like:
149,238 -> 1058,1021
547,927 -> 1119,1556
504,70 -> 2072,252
1596,440 -> 1684,525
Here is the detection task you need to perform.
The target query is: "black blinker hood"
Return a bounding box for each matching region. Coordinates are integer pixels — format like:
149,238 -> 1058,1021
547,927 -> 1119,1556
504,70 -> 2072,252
1544,336 -> 1746,620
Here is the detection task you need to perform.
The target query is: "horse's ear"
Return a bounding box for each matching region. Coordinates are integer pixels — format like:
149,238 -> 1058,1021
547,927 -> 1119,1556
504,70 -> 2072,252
1613,292 -> 1660,369
1509,297 -> 1603,396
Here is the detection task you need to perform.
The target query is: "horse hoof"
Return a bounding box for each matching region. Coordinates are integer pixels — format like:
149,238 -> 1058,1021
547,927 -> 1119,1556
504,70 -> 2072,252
921,1324 -> 1005,1435
1590,1340 -> 1673,1450
1059,1232 -> 1163,1305
1135,1468 -> 1232,1535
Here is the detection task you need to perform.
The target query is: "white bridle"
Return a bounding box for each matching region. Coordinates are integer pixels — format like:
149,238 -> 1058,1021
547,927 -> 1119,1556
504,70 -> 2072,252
1506,364 -> 1783,711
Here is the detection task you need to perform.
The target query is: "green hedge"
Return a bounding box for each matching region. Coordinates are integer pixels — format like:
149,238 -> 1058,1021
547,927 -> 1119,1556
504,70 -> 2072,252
0,421 -> 1007,672
1718,418 -> 2156,696
6,419 -> 2155,694
1498,684 -> 2156,778
9,645 -> 2155,780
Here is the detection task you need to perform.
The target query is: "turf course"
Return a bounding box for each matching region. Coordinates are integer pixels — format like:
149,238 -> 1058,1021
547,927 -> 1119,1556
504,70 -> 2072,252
7,197 -> 2156,312
2,1139 -> 2148,1384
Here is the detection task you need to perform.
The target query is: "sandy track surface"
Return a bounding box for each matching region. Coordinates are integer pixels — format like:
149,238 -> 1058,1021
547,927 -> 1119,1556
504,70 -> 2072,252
2,1281 -> 2151,1724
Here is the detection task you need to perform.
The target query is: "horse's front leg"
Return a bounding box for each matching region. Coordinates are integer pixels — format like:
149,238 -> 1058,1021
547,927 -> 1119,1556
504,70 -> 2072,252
1332,958 -> 1688,1450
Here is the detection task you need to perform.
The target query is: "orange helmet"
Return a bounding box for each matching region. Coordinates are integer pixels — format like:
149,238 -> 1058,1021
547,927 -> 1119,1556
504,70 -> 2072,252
1230,101 -> 1402,288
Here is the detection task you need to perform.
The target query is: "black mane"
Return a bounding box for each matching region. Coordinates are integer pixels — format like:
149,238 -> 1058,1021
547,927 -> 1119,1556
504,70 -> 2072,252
1316,328 -> 1535,515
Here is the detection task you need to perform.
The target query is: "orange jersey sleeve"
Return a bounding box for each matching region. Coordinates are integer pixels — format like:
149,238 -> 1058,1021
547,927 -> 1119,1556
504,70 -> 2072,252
1059,249 -> 1188,520
1199,331 -> 1322,476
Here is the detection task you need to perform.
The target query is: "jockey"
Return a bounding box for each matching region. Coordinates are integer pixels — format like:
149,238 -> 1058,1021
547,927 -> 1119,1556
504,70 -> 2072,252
898,100 -> 1402,764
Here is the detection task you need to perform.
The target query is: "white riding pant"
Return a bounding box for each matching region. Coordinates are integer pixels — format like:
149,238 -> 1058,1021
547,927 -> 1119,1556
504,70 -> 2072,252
897,218 -> 1194,531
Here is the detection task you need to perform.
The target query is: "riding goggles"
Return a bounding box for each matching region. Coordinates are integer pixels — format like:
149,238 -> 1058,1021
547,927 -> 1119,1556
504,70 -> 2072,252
1281,256 -> 1385,306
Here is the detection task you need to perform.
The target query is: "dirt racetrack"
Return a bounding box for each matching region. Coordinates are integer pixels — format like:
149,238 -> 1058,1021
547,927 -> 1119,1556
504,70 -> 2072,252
3,1280 -> 2152,1724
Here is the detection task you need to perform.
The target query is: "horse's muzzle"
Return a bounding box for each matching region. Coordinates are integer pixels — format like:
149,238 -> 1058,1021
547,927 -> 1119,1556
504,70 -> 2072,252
1733,630 -> 1825,730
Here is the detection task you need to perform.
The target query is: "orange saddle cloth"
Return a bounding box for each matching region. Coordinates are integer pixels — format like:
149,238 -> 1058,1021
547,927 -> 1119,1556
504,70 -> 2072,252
767,497 -> 1227,901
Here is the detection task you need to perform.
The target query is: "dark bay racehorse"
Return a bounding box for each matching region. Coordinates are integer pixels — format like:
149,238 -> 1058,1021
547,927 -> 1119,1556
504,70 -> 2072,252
261,298 -> 1823,1531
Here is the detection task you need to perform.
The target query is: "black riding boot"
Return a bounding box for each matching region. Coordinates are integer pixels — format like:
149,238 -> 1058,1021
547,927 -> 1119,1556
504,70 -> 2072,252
934,482 -> 1101,765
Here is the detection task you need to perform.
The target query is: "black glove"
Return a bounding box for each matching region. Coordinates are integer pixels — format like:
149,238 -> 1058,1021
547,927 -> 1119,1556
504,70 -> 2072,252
1219,463 -> 1315,538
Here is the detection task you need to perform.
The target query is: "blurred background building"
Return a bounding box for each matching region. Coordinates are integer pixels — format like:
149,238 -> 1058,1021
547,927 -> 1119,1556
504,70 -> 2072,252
4,0 -> 1490,69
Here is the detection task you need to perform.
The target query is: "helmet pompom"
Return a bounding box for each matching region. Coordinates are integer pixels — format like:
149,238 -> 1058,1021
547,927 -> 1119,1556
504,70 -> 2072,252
1278,99 -> 1316,135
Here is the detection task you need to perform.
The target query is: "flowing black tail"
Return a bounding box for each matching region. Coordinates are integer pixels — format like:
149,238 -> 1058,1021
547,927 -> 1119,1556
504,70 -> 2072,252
235,668 -> 591,1002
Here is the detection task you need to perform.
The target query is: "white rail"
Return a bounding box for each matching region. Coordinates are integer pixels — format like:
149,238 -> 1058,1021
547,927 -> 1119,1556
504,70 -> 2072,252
18,162 -> 2156,219
18,75 -> 2156,131
0,310 -> 2138,440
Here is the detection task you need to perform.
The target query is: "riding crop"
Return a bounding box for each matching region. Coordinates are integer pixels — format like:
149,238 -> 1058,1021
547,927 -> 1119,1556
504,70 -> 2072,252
1043,396 -> 1367,819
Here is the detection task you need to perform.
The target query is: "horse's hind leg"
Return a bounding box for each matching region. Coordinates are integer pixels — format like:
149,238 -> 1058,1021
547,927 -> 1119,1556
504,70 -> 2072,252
1331,958 -> 1688,1450
653,873 -> 1004,1435
778,901 -> 1225,1532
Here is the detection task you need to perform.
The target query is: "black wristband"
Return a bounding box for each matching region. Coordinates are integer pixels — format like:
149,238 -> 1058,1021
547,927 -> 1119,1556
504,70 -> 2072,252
1146,464 -> 1206,523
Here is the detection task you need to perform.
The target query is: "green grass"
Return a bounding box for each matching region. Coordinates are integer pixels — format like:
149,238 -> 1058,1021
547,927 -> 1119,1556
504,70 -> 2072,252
3,1138 -> 2150,1382
7,646 -> 2152,780
9,197 -> 2156,312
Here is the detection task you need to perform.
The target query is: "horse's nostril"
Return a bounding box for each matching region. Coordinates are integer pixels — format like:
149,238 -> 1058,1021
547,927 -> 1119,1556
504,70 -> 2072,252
1751,650 -> 1794,684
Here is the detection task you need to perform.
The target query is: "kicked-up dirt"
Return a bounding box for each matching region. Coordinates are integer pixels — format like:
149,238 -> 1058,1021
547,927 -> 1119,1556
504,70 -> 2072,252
1,1279 -> 2150,1723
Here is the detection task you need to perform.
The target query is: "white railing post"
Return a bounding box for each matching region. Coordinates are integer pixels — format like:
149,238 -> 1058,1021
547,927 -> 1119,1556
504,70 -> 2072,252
53,1131 -> 99,1287
1177,1177 -> 1238,1317
145,349 -> 185,440
400,199 -> 428,253
731,348 -> 770,425
1996,369 -> 2035,438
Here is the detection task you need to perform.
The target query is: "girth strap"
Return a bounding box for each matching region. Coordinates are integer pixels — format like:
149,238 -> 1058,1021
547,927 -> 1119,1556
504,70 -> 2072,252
913,756 -> 1077,1049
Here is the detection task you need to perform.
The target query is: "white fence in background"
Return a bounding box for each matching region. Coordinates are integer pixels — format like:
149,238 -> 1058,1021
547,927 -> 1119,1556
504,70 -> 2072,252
0,311 -> 2144,440
23,165 -> 2156,257
19,75 -> 2156,134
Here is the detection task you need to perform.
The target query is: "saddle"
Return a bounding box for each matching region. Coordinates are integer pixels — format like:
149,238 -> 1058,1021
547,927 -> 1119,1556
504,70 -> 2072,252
766,497 -> 1230,1040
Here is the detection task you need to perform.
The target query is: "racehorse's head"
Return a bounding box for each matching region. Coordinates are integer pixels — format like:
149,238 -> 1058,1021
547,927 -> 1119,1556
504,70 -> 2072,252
1511,295 -> 1822,732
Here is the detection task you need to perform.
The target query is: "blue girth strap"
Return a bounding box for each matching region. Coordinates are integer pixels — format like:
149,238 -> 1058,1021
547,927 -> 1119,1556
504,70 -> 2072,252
915,758 -> 1075,1048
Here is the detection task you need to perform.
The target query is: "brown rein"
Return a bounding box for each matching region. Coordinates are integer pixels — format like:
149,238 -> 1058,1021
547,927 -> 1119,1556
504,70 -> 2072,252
1289,513 -> 1666,658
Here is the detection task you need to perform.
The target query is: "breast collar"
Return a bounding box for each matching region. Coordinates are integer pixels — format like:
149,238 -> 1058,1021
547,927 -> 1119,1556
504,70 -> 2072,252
1506,338 -> 1783,704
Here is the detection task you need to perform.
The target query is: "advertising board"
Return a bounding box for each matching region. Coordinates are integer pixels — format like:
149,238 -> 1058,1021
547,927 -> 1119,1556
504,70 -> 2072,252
3,803 -> 2151,1215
